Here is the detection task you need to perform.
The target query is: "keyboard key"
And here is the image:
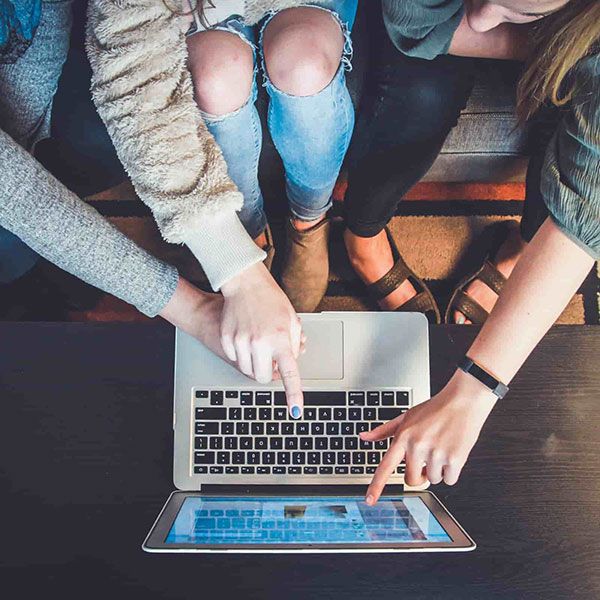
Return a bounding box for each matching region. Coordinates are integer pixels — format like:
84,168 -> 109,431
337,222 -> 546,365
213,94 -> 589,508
247,452 -> 260,464
379,408 -> 402,420
356,422 -> 370,434
225,466 -> 239,474
241,466 -> 255,474
232,452 -> 245,464
315,437 -> 328,450
240,391 -> 253,405
360,439 -> 372,449
209,437 -> 223,450
285,438 -> 298,450
229,407 -> 242,420
244,408 -> 257,421
330,437 -> 343,450
334,408 -> 347,420
266,422 -> 279,436
210,466 -> 223,474
319,467 -> 333,474
396,391 -> 410,406
364,407 -> 377,421
257,467 -> 271,474
282,423 -> 294,435
251,422 -> 264,435
273,466 -> 286,475
274,407 -> 287,420
350,466 -> 364,474
367,392 -> 380,406
195,390 -> 209,399
255,392 -> 272,405
277,452 -> 291,465
292,452 -> 306,465
255,437 -> 268,450
397,465 -> 405,473
225,390 -> 239,399
375,439 -> 388,450
304,467 -> 317,474
262,452 -> 275,464
194,466 -> 208,474
236,422 -> 249,435
349,408 -> 361,421
194,436 -> 208,450
352,452 -> 365,465
382,391 -> 395,405
326,423 -> 339,435
221,422 -> 234,435
217,452 -> 229,464
240,437 -> 253,449
304,391 -> 347,406
288,466 -> 301,474
269,438 -> 283,450
210,391 -> 224,405
300,437 -> 313,450
195,422 -> 218,435
366,466 -> 377,474
335,466 -> 349,474
337,452 -> 351,465
323,452 -> 335,465
296,423 -> 309,435
345,437 -> 358,450
259,408 -> 272,420
341,422 -> 354,435
367,452 -> 380,465
307,452 -> 320,465
311,422 -> 324,435
304,408 -> 317,421
195,407 -> 226,420
225,437 -> 238,450
348,392 -> 365,406
319,408 -> 332,420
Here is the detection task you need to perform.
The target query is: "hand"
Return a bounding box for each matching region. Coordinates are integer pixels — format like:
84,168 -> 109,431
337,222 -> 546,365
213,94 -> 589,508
220,262 -> 304,417
361,370 -> 498,504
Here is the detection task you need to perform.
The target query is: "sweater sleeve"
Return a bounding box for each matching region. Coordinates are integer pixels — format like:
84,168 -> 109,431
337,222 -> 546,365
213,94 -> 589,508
0,128 -> 179,317
86,0 -> 264,290
382,0 -> 464,60
541,56 -> 600,259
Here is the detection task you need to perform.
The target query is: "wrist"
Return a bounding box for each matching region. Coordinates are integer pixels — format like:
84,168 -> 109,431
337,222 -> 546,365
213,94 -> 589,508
221,262 -> 266,297
160,277 -> 212,328
446,368 -> 499,408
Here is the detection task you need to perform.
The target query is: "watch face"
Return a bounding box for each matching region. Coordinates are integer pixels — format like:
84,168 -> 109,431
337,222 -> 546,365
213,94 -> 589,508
460,358 -> 507,398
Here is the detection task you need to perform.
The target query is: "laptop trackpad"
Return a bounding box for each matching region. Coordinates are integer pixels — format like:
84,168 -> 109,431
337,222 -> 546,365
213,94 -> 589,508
298,320 -> 344,380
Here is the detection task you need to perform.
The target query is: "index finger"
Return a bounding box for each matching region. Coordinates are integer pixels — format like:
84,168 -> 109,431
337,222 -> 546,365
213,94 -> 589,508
275,350 -> 304,419
365,439 -> 406,505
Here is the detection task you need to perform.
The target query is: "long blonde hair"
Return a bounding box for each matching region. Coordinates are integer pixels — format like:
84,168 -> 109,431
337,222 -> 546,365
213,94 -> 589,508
517,0 -> 600,121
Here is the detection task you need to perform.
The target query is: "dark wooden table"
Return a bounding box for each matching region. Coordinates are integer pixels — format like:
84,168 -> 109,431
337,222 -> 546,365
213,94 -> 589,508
1,323 -> 599,599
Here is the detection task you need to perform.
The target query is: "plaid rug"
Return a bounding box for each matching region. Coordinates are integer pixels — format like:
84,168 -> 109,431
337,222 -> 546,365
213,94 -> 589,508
77,180 -> 600,325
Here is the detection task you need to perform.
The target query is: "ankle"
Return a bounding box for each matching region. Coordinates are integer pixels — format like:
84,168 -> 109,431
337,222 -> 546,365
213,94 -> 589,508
291,214 -> 326,232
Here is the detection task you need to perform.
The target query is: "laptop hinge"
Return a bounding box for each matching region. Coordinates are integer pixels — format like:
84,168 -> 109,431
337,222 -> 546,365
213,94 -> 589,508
196,484 -> 407,496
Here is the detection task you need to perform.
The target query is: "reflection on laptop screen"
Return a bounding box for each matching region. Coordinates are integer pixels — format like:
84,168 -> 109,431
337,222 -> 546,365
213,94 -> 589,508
165,496 -> 451,545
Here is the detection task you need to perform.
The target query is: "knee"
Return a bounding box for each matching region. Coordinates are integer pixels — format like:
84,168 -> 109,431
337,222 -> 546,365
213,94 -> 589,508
263,8 -> 344,97
187,30 -> 254,116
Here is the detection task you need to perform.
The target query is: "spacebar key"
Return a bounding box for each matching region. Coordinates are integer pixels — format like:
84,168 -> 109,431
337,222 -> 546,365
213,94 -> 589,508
274,391 -> 346,406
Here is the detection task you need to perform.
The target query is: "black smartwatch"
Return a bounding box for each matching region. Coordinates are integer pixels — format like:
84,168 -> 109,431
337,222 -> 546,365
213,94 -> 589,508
457,356 -> 509,399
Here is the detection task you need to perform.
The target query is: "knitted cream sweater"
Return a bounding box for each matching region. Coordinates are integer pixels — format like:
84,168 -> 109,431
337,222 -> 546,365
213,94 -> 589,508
86,0 -> 307,290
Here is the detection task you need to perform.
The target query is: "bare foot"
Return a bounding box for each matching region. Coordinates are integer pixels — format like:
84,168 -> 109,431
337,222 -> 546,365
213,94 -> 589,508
454,226 -> 527,324
291,214 -> 326,232
344,228 -> 417,310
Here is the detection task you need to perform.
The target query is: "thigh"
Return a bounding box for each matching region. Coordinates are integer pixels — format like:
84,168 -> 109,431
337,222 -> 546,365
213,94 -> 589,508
0,0 -> 72,149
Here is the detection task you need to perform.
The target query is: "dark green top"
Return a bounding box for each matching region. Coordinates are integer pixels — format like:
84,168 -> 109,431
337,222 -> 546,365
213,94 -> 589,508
382,0 -> 600,258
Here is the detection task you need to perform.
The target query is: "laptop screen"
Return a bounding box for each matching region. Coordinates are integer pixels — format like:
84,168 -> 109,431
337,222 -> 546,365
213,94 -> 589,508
165,496 -> 451,545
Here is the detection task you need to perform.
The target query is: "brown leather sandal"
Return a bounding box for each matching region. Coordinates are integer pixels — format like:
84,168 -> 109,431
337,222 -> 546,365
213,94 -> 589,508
262,223 -> 276,272
445,220 -> 520,324
366,227 -> 441,324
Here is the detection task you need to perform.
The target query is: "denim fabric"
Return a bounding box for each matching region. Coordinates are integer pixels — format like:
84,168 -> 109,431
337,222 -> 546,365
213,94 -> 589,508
0,0 -> 72,282
201,0 -> 358,238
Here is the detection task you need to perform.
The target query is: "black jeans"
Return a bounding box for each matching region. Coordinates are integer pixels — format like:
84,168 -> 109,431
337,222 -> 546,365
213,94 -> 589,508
344,10 -> 556,242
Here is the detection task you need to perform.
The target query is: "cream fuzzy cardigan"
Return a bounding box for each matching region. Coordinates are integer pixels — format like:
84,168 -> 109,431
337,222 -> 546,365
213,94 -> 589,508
86,0 -> 307,290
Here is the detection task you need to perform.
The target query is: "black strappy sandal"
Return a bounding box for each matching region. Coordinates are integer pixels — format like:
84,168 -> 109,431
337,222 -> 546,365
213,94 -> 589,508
366,227 -> 441,324
445,220 -> 520,324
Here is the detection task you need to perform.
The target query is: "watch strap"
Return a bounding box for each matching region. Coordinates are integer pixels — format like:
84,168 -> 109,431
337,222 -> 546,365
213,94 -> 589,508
457,356 -> 509,399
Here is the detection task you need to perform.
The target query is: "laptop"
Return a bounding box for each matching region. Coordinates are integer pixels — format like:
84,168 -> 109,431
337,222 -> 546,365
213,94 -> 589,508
143,312 -> 475,552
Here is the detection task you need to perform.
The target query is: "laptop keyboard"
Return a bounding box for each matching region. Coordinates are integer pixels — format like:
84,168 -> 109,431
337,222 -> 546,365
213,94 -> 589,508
193,390 -> 409,477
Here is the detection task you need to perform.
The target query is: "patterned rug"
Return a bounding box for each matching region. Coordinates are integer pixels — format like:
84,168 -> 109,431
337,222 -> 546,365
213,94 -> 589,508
76,180 -> 600,325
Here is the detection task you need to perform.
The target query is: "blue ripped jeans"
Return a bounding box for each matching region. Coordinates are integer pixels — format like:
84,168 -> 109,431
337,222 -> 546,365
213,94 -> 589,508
200,1 -> 357,239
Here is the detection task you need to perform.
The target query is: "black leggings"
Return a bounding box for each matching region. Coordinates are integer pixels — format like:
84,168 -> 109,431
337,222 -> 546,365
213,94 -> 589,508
344,10 -> 555,242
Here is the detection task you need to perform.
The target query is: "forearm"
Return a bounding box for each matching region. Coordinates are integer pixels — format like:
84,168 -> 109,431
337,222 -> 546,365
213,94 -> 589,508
466,218 -> 595,385
448,15 -> 530,61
